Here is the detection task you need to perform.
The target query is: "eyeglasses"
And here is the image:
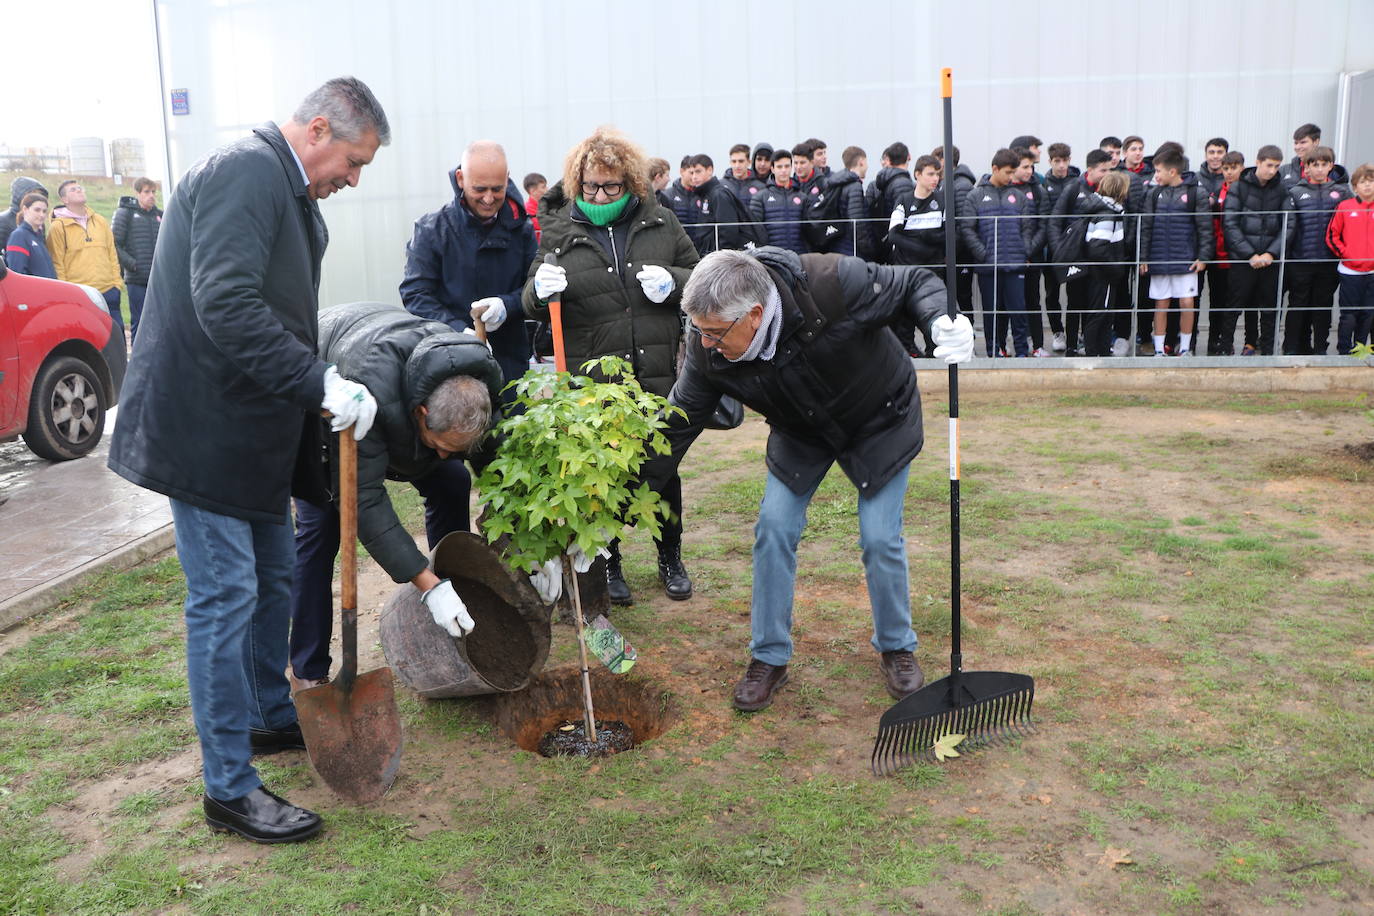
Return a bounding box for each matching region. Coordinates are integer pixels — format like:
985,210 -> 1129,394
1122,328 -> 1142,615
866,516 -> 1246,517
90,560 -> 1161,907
581,180 -> 623,199
690,314 -> 743,346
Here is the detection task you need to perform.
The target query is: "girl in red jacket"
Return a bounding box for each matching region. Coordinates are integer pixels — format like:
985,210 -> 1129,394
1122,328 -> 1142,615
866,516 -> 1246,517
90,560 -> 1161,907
1325,162 -> 1374,353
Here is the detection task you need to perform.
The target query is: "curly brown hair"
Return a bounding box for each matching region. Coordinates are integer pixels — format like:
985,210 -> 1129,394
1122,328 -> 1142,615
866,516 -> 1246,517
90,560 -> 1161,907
561,126 -> 650,203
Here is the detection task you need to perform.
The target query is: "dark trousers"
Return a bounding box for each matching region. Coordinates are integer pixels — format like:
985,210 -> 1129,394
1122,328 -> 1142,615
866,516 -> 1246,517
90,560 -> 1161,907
1110,271 -> 1134,342
1023,265 -> 1044,349
1215,264 -> 1280,355
1064,272 -> 1090,353
1042,266 -> 1065,334
127,283 -> 147,344
956,265 -> 975,320
1337,271 -> 1374,354
977,270 -> 1029,357
288,458 -> 472,680
102,287 -> 126,343
1081,268 -> 1116,357
1204,266 -> 1231,355
1283,263 -> 1339,354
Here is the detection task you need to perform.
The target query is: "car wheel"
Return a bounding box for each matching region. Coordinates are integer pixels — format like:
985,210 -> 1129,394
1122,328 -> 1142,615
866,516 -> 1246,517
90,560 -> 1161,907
22,355 -> 107,461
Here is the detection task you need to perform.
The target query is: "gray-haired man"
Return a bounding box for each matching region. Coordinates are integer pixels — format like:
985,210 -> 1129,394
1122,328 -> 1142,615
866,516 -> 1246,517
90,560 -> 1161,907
650,247 -> 974,712
109,77 -> 389,843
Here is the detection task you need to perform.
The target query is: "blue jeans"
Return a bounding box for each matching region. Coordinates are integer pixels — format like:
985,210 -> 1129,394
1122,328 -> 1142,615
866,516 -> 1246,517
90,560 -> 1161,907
750,466 -> 916,666
289,457 -> 473,680
977,271 -> 1029,356
170,498 -> 297,802
127,283 -> 146,343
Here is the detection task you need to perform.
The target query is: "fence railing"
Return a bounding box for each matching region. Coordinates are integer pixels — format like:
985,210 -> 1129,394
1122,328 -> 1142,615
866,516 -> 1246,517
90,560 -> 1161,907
687,207 -> 1368,357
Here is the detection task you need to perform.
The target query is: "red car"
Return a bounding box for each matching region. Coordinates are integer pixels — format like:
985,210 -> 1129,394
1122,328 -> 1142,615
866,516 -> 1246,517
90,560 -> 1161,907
0,259 -> 127,460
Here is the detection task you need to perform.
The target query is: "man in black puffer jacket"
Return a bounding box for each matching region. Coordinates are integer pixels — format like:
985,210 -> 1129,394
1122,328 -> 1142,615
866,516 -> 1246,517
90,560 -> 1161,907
112,178 -> 163,343
647,246 -> 974,713
817,146 -> 871,258
689,154 -> 755,253
1219,146 -> 1289,354
289,302 -> 505,690
0,176 -> 47,241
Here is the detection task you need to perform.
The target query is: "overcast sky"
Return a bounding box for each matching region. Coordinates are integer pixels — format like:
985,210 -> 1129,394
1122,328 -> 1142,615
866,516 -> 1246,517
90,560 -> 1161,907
8,0 -> 166,179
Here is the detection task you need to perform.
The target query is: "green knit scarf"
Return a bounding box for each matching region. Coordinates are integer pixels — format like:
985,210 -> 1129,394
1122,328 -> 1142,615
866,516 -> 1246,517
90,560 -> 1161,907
578,193 -> 631,226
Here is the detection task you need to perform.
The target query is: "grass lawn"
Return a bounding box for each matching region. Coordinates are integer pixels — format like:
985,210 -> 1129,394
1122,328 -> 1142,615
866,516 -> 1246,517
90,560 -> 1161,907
1,389 -> 1372,914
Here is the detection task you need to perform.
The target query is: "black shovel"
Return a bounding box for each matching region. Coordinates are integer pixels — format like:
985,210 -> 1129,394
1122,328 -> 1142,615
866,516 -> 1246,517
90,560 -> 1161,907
871,69 -> 1035,776
296,431 -> 404,802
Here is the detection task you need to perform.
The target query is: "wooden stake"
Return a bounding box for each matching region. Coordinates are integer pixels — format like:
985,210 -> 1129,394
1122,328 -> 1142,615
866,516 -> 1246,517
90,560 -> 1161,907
564,555 -> 597,742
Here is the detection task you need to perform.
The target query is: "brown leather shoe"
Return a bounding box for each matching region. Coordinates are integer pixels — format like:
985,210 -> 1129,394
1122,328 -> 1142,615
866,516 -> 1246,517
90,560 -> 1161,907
880,651 -> 925,699
732,659 -> 789,712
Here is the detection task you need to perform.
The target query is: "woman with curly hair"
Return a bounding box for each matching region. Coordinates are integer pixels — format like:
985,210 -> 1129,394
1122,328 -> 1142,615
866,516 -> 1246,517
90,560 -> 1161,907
523,127 -> 699,605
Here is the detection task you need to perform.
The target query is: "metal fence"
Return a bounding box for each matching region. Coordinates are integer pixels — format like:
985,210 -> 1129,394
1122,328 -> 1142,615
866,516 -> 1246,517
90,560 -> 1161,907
688,206 -> 1370,359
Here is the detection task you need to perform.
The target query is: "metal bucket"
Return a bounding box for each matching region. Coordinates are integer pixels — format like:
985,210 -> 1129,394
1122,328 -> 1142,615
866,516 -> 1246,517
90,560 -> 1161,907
379,531 -> 551,698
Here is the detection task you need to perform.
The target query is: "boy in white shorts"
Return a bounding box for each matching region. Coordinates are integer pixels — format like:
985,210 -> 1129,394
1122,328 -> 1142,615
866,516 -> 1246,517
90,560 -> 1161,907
1139,147 -> 1214,355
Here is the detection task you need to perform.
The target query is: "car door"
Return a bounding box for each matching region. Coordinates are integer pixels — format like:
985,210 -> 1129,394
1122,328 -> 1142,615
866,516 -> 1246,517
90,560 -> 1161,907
0,271 -> 19,434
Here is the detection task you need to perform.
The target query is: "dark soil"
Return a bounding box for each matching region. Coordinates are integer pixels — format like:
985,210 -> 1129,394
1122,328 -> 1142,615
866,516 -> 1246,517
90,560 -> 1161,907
536,719 -> 635,758
1344,441 -> 1374,462
458,579 -> 537,689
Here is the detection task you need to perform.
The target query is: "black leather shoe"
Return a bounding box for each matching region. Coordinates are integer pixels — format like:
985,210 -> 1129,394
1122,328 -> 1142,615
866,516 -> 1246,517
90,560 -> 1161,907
204,786 -> 322,844
880,650 -> 926,699
656,542 -> 692,600
250,722 -> 306,755
732,659 -> 789,712
606,541 -> 633,606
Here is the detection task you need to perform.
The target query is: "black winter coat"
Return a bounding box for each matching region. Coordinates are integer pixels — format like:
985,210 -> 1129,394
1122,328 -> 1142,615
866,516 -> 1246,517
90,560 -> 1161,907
1223,167 -> 1288,259
888,191 -> 945,265
315,302 -> 503,583
961,179 -> 1041,271
109,122 -> 328,523
865,167 -> 915,227
692,175 -> 752,254
662,179 -> 698,236
1284,179 -> 1353,260
399,168 -> 537,385
819,169 -> 871,258
659,247 -> 947,496
1042,167 -> 1081,212
749,180 -> 808,254
722,171 -> 767,211
1197,163 -> 1226,199
1139,173 -> 1214,273
522,183 -> 698,397
111,196 -> 162,286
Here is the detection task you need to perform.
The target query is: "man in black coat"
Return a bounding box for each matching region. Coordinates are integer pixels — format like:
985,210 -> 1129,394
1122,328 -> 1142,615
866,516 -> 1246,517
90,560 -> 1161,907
399,140 -> 537,390
111,177 -> 163,343
651,247 -> 974,712
108,77 -> 390,845
289,302 -> 506,692
688,153 -> 754,254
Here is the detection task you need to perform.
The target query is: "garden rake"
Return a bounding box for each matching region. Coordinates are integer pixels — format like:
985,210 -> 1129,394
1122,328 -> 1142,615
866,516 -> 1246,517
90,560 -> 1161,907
871,69 -> 1035,777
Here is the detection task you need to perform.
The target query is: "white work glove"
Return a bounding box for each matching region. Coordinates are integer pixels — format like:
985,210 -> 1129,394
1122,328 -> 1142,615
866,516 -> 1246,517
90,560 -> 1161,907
568,543 -> 610,573
930,314 -> 975,364
321,365 -> 378,440
470,296 -> 507,332
888,204 -> 905,232
420,579 -> 475,637
529,558 -> 563,604
534,262 -> 567,300
636,265 -> 674,304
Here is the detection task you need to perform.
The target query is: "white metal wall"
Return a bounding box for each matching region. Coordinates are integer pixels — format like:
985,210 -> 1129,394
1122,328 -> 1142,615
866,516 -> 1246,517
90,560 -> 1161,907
154,0 -> 1374,308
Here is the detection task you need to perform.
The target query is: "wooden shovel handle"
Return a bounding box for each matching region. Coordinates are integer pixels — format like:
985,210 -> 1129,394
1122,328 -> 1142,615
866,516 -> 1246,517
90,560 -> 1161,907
339,430 -> 358,684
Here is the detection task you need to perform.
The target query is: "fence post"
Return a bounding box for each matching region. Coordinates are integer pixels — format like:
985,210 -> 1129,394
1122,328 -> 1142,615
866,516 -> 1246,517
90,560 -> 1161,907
993,214 -> 1000,358
1131,210 -> 1143,356
1275,208 -> 1289,355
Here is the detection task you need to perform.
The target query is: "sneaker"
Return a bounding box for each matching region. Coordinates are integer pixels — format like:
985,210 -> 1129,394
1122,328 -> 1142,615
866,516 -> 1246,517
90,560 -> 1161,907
1241,344 -> 1257,356
1032,347 -> 1053,358
1153,350 -> 1166,358
1051,332 -> 1067,352
1163,344 -> 1175,356
1111,338 -> 1131,358
1177,348 -> 1192,357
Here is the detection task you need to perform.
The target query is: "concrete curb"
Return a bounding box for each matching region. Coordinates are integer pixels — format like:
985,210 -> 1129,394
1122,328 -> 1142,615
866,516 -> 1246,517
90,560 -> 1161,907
0,524 -> 176,633
911,360 -> 1374,394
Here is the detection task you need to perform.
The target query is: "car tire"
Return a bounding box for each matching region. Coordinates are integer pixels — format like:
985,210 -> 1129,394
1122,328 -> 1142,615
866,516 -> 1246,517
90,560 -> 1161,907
22,355 -> 107,461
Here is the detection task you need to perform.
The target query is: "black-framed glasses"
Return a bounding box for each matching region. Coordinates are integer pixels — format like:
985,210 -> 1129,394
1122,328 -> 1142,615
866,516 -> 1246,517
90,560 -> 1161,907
581,180 -> 624,198
690,314 -> 743,346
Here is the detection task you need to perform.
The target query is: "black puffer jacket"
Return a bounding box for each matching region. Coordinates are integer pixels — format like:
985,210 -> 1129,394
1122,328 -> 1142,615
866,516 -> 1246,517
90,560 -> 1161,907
865,167 -> 915,227
961,179 -> 1042,270
819,168 -> 871,258
109,122 -> 329,524
722,171 -> 767,211
111,196 -> 163,286
749,180 -> 808,254
1139,173 -> 1214,273
1042,166 -> 1081,212
888,191 -> 945,265
692,175 -> 751,254
315,302 -> 503,583
1284,179 -> 1352,260
0,176 -> 46,241
523,182 -> 698,396
662,179 -> 698,236
660,247 -> 947,496
1223,167 -> 1288,259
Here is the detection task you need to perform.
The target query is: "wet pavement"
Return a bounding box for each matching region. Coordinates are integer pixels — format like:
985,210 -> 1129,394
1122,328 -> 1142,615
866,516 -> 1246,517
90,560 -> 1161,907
0,407 -> 173,623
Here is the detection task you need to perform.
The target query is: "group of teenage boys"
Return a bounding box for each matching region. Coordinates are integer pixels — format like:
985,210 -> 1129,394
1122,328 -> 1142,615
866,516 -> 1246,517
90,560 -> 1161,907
651,124 -> 1374,358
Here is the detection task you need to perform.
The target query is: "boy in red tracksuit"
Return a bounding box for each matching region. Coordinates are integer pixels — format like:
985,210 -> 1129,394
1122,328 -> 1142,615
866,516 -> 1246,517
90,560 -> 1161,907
1325,163 -> 1374,354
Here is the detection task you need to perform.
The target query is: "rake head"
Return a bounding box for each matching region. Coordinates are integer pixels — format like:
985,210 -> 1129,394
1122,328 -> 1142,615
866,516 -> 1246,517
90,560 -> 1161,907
871,670 -> 1034,776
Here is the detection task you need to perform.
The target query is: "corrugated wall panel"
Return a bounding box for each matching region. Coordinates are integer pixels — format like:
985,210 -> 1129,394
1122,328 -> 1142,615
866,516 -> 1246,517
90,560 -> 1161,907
155,0 -> 1374,308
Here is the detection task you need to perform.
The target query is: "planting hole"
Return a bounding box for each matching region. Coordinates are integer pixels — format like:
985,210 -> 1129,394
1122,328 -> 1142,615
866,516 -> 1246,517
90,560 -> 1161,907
495,666 -> 677,758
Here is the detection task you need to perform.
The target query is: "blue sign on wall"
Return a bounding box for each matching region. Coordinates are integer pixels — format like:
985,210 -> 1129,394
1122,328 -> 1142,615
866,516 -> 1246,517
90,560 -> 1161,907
171,89 -> 189,116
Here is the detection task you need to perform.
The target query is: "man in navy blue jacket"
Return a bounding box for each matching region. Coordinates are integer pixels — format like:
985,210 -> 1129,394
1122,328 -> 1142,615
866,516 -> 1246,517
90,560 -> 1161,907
400,140 -> 537,391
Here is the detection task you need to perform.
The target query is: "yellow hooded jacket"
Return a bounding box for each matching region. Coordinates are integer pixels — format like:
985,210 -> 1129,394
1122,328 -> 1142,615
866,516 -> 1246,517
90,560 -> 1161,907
46,207 -> 124,294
